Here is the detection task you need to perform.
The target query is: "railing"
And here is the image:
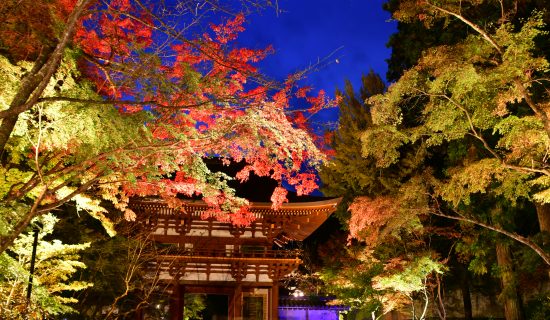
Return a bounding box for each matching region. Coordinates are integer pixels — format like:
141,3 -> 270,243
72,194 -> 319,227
160,248 -> 302,259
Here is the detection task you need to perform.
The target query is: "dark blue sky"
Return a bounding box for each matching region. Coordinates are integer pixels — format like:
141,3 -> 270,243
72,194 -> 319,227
236,0 -> 396,126
239,0 -> 396,95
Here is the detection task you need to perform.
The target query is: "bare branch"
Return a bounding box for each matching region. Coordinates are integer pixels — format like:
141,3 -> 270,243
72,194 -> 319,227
426,1 -> 503,55
431,208 -> 550,265
37,96 -> 213,109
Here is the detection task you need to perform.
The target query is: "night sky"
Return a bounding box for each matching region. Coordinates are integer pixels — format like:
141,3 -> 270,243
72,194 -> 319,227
238,1 -> 396,90
237,0 -> 396,125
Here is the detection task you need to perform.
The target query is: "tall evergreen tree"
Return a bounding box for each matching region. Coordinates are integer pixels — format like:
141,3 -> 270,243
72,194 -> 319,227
320,71 -> 385,222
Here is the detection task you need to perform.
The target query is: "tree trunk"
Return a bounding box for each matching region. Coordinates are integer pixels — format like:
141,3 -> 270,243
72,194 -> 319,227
0,0 -> 94,152
0,116 -> 18,158
460,265 -> 473,320
495,242 -> 523,320
535,203 -> 550,235
535,203 -> 550,277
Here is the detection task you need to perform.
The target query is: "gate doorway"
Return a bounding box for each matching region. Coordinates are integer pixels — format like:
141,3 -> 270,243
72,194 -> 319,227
202,294 -> 228,320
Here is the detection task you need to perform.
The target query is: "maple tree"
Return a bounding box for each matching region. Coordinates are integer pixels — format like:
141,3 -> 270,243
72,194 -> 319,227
0,214 -> 92,319
365,0 -> 550,262
329,1 -> 550,319
0,0 -> 333,254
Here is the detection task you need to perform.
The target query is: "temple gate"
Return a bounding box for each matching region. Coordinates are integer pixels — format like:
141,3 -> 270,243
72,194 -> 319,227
130,197 -> 339,320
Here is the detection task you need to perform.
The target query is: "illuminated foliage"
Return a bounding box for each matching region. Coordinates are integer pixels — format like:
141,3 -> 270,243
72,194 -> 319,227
319,73 -> 441,317
0,0 -> 334,253
365,0 -> 550,264
321,2 -> 550,318
328,1 -> 550,319
0,214 -> 91,319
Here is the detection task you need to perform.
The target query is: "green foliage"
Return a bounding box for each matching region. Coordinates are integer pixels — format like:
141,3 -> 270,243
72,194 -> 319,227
383,0 -> 471,82
374,256 -> 444,294
0,51 -> 150,239
368,1 -> 550,243
318,249 -> 384,314
524,293 -> 550,320
318,73 -> 393,312
0,201 -> 30,237
0,213 -> 91,319
360,125 -> 409,168
184,294 -> 206,320
367,1 -> 550,317
320,72 -> 389,215
455,229 -> 494,275
324,1 -> 550,317
320,71 -> 447,315
0,55 -> 33,112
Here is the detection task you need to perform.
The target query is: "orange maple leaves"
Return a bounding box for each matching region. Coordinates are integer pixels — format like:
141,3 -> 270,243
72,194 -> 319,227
347,196 -> 398,244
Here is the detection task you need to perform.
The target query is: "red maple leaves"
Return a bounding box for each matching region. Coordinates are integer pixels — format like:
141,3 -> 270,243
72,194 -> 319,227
270,186 -> 289,210
347,196 -> 398,244
211,14 -> 245,44
64,1 -> 335,225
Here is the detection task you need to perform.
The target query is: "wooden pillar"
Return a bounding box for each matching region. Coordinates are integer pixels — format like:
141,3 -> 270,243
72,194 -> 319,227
169,283 -> 184,320
235,284 -> 243,320
272,283 -> 279,320
229,283 -> 243,320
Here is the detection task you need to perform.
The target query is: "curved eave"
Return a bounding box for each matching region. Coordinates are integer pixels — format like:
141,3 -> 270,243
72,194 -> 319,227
250,198 -> 341,211
130,197 -> 341,241
131,197 -> 341,216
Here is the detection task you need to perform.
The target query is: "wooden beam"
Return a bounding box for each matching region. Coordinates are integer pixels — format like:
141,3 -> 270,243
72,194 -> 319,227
151,234 -> 271,245
182,281 -> 273,288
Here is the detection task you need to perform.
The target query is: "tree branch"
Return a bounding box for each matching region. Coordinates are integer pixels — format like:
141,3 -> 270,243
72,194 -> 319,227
426,2 -> 503,55
431,209 -> 550,266
423,91 -> 550,177
514,78 -> 550,140
0,0 -> 95,151
37,96 -> 214,109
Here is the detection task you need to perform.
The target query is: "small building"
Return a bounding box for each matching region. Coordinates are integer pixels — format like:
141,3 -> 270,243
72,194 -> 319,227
130,195 -> 339,320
